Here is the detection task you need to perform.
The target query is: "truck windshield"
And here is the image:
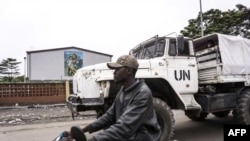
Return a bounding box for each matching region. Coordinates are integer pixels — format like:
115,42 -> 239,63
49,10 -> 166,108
130,40 -> 165,59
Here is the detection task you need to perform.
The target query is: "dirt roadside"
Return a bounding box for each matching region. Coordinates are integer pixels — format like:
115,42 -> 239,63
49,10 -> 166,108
0,104 -> 96,126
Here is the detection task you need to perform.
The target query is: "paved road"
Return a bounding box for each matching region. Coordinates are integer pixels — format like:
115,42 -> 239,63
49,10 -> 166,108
0,119 -> 95,141
172,110 -> 233,141
1,110 -> 234,141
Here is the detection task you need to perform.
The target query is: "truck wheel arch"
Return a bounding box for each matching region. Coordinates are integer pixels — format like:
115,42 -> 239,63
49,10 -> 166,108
144,78 -> 185,110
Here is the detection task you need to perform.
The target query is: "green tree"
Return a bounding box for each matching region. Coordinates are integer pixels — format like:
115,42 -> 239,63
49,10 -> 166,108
0,58 -> 21,82
181,4 -> 250,39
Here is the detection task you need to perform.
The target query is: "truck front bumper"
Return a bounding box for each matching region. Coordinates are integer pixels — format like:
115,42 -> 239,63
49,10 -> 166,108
67,95 -> 104,119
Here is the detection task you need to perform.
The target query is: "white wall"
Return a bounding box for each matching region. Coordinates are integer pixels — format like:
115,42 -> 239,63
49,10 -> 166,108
27,48 -> 112,81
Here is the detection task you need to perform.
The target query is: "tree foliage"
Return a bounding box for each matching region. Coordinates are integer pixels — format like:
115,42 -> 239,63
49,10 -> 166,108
0,58 -> 21,82
181,4 -> 250,39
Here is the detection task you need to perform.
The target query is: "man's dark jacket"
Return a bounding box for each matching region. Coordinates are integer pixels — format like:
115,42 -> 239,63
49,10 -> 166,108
84,80 -> 161,141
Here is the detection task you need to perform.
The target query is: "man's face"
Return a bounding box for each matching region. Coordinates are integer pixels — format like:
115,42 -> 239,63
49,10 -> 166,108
113,67 -> 129,83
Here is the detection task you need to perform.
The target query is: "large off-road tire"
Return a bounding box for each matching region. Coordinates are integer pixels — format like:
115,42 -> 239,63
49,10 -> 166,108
212,110 -> 231,118
235,89 -> 250,125
153,98 -> 175,141
185,110 -> 208,121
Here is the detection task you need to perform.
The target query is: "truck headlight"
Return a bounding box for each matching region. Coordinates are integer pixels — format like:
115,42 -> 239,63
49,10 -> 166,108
100,90 -> 104,95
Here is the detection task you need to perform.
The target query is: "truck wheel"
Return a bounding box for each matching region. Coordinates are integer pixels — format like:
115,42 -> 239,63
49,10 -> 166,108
185,110 -> 208,121
212,110 -> 231,118
153,98 -> 175,141
235,89 -> 250,124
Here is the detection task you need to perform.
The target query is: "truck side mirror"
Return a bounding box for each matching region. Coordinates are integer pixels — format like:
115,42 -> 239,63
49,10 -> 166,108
177,36 -> 184,53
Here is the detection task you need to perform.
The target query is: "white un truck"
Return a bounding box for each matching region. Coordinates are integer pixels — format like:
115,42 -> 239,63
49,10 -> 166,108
67,33 -> 250,141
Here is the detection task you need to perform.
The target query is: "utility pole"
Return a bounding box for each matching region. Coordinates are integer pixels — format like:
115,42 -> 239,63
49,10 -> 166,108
24,57 -> 26,83
199,0 -> 204,36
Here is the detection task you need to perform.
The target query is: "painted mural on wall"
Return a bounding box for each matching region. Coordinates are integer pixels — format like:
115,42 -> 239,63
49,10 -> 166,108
64,51 -> 83,76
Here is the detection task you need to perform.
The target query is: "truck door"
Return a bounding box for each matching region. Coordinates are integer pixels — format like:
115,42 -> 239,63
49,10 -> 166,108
167,38 -> 198,94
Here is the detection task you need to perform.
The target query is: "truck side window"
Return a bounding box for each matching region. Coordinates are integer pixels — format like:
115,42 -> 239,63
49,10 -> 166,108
169,39 -> 190,56
178,41 -> 190,56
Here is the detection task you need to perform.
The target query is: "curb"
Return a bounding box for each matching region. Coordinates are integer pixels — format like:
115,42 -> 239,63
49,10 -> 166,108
0,103 -> 67,110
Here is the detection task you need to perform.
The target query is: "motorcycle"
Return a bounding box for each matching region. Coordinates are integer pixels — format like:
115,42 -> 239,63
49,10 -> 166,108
53,126 -> 86,141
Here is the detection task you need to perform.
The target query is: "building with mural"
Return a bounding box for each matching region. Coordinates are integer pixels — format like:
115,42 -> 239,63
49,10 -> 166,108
26,46 -> 112,81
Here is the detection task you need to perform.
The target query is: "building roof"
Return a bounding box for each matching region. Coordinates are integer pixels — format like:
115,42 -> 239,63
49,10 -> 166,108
26,46 -> 113,57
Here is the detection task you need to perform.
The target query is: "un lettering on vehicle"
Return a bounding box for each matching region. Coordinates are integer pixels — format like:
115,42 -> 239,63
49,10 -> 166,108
174,70 -> 190,81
